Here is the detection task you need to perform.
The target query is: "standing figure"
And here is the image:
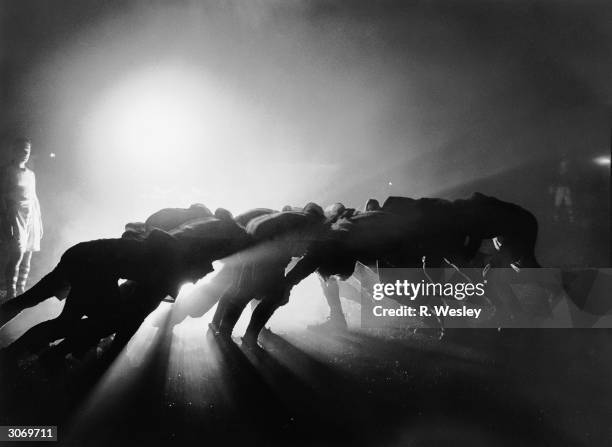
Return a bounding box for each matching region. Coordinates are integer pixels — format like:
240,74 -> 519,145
0,137 -> 43,299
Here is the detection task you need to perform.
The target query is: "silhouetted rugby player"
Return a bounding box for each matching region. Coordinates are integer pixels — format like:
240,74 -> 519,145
284,208 -> 412,292
288,193 -> 540,331
382,192 -> 540,268
206,207 -> 277,315
0,229 -> 214,356
146,203 -> 213,230
312,201 -> 381,330
285,207 -> 463,332
40,210 -> 251,359
243,207 -> 415,340
122,203 -> 214,240
158,207 -> 278,335
212,203 -> 326,347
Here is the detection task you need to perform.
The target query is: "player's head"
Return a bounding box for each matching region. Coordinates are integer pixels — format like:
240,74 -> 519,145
303,202 -> 325,219
12,137 -> 31,164
325,202 -> 346,220
364,198 -> 380,212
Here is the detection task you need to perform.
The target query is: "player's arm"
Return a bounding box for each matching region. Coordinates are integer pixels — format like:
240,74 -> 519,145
284,252 -> 322,288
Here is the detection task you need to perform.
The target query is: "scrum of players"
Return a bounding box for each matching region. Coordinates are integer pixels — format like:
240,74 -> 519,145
0,193 -> 539,361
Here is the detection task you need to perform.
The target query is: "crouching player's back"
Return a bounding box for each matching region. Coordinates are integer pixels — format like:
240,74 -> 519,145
1,229 -> 207,327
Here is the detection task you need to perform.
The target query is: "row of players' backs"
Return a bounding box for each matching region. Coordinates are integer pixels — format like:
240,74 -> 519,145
331,211 -> 408,253
245,210 -> 323,241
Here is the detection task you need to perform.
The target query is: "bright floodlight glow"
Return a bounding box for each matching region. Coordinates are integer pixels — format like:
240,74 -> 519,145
81,67 -> 218,178
77,64 -> 336,227
593,155 -> 611,166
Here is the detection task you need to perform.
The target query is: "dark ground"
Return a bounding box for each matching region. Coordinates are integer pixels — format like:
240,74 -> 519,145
1,319 -> 611,447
